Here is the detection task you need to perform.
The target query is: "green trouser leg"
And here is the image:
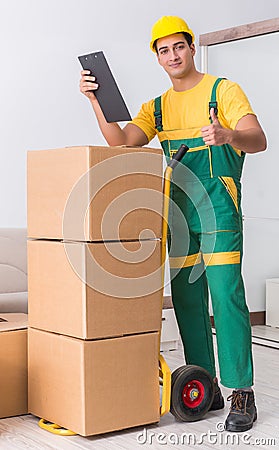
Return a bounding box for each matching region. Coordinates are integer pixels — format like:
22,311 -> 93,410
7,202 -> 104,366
205,263 -> 253,388
170,264 -> 216,379
168,189 -> 216,379
202,230 -> 254,388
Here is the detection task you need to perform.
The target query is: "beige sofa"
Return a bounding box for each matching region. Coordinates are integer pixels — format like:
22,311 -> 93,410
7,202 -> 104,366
0,228 -> 28,313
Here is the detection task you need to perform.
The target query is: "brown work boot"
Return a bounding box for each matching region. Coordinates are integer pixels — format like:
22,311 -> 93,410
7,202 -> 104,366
209,381 -> 225,411
225,390 -> 257,432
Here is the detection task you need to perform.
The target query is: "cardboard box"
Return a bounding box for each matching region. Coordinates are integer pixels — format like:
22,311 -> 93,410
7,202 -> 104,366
28,328 -> 160,436
0,313 -> 28,418
28,239 -> 163,339
27,146 -> 163,241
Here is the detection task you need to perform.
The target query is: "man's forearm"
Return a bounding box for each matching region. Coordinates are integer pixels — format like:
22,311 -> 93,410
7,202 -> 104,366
90,99 -> 127,146
227,128 -> 267,154
202,111 -> 267,154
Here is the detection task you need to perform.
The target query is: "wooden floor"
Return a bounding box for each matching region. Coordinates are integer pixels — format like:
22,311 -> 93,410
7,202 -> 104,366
0,326 -> 278,450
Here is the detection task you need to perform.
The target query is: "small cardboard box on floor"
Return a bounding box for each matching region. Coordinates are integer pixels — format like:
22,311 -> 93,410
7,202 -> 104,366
27,146 -> 163,242
0,314 -> 28,418
27,238 -> 162,339
28,327 -> 160,436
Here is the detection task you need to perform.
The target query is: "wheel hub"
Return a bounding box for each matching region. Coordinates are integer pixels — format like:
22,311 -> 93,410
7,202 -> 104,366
182,379 -> 205,408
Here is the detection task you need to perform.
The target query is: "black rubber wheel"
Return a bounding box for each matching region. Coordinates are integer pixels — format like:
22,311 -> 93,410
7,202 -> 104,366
170,365 -> 214,422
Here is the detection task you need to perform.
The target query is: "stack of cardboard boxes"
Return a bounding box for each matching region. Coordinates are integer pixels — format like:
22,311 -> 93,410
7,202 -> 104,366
27,145 -> 164,436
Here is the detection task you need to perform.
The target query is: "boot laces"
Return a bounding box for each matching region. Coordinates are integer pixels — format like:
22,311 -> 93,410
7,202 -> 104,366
227,391 -> 246,412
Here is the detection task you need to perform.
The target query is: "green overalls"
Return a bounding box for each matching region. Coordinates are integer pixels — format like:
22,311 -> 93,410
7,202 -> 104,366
155,78 -> 253,388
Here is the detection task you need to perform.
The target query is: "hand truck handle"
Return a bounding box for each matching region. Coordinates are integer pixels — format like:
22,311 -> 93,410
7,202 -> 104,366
168,144 -> 189,169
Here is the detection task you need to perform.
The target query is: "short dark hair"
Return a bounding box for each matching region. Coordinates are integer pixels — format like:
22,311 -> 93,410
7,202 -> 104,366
153,32 -> 193,53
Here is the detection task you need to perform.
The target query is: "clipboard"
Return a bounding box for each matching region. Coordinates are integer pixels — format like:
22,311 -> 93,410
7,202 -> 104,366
78,51 -> 132,123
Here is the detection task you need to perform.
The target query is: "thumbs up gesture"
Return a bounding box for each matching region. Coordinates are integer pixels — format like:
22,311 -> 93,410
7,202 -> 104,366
201,108 -> 230,146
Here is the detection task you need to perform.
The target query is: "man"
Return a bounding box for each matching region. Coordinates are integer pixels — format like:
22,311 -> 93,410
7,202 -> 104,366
80,16 -> 266,432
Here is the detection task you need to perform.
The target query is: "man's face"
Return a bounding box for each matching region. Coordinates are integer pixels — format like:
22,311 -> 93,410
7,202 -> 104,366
156,33 -> 196,80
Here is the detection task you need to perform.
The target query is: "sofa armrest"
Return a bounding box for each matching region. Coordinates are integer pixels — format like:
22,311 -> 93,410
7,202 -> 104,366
0,229 -> 27,313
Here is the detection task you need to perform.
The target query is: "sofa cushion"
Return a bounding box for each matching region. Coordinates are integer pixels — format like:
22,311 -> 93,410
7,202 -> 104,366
0,229 -> 27,313
0,293 -> 28,314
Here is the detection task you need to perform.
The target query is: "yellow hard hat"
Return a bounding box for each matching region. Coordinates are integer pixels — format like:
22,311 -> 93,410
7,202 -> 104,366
150,16 -> 195,52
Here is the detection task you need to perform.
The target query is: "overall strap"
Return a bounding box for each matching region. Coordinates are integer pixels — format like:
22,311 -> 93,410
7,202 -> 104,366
209,77 -> 225,122
154,96 -> 163,132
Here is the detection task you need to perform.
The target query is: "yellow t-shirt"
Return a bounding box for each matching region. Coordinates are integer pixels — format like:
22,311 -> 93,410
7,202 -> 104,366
131,73 -> 255,143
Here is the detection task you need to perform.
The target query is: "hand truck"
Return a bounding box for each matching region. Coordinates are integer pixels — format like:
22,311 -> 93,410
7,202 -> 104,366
159,143 -> 215,421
